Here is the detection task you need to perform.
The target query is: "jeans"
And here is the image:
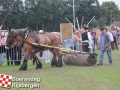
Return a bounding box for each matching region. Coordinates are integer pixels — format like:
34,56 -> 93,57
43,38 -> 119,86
99,50 -> 113,64
0,53 -> 4,65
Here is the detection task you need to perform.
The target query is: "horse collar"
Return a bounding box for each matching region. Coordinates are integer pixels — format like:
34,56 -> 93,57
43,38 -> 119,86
21,32 -> 28,47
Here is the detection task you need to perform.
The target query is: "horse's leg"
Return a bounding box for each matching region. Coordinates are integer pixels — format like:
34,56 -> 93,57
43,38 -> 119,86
51,54 -> 58,67
50,49 -> 58,67
57,53 -> 63,67
50,49 -> 63,67
33,58 -> 36,65
54,47 -> 63,67
19,53 -> 30,70
31,53 -> 42,69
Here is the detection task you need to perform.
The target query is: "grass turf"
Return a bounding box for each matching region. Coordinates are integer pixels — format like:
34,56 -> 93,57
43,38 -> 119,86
0,49 -> 120,90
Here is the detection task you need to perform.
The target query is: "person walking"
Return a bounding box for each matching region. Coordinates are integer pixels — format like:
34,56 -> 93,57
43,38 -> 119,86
97,28 -> 113,65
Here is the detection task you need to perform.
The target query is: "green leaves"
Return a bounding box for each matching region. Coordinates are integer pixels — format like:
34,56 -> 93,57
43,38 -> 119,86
101,1 -> 120,25
0,0 -> 120,31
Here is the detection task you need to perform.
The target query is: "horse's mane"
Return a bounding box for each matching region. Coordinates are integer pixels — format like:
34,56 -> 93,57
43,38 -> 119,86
10,29 -> 40,44
11,29 -> 35,37
11,29 -> 24,37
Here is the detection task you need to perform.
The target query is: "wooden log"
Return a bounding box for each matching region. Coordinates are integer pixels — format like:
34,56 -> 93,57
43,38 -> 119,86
63,53 -> 98,66
32,43 -> 81,53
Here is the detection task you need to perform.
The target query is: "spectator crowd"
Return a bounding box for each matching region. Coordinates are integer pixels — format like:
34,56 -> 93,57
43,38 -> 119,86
70,26 -> 119,65
0,27 -> 119,66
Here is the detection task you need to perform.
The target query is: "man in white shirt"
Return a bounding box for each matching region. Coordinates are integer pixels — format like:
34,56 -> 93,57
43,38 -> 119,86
105,28 -> 114,49
106,28 -> 113,41
81,27 -> 92,52
44,50 -> 50,63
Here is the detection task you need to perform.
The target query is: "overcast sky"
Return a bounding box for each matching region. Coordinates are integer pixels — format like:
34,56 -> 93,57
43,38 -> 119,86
98,0 -> 120,10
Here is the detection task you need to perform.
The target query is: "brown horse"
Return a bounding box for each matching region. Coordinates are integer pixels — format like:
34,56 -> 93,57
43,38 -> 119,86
6,29 -> 63,70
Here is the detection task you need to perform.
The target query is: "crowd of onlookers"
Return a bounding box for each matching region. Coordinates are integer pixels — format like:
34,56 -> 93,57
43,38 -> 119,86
71,26 -> 119,52
0,27 -> 119,66
71,26 -> 119,65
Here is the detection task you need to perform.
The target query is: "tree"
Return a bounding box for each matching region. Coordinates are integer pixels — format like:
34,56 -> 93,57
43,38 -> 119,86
98,17 -> 107,27
76,0 -> 100,28
0,0 -> 24,29
102,1 -> 120,26
90,19 -> 98,28
0,0 -> 120,31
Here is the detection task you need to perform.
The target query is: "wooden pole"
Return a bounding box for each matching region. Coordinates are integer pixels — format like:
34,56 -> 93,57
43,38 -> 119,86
87,16 -> 95,26
32,43 -> 89,54
32,43 -> 78,51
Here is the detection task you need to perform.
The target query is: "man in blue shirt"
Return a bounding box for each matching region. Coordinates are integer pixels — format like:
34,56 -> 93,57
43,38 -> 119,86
97,28 -> 113,65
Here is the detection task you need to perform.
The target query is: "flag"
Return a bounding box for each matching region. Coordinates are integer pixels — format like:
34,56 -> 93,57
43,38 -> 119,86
0,74 -> 12,89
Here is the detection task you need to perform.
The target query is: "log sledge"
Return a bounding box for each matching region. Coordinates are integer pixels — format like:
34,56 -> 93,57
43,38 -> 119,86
32,43 -> 98,66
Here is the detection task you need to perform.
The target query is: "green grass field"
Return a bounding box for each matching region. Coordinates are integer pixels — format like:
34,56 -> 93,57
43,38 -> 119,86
0,48 -> 120,90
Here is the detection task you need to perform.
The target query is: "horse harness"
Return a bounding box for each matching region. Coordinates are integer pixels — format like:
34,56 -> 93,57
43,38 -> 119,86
16,31 -> 61,51
15,30 -> 36,47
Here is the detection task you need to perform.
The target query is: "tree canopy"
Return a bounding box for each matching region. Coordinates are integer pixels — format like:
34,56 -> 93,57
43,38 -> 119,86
0,0 -> 120,31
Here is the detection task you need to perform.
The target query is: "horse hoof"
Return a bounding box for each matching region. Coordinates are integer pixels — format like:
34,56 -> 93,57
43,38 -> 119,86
19,64 -> 27,71
51,61 -> 57,67
51,65 -> 56,67
56,62 -> 63,67
19,67 -> 27,71
56,65 -> 62,67
36,63 -> 42,69
51,63 -> 57,67
36,66 -> 42,69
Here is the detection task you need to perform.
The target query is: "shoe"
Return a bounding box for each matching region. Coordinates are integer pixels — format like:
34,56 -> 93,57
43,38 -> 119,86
97,63 -> 103,66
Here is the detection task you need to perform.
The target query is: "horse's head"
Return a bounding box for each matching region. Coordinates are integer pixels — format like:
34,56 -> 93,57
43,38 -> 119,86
6,29 -> 16,47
